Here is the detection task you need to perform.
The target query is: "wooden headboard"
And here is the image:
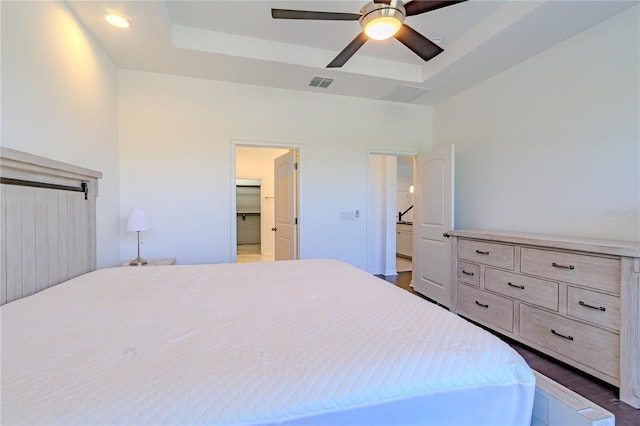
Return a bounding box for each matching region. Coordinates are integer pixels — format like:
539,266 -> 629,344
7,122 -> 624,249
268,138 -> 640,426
1,147 -> 102,305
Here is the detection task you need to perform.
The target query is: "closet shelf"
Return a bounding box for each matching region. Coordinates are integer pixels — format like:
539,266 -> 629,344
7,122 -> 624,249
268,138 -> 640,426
237,212 -> 260,221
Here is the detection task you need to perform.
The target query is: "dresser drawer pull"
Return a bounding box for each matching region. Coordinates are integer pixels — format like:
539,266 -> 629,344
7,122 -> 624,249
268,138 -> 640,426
462,270 -> 475,276
552,262 -> 575,270
475,250 -> 490,255
507,282 -> 525,290
579,300 -> 606,312
475,301 -> 489,309
551,329 -> 574,341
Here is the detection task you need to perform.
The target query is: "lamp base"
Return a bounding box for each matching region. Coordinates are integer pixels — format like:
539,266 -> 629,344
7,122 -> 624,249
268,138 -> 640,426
129,257 -> 148,266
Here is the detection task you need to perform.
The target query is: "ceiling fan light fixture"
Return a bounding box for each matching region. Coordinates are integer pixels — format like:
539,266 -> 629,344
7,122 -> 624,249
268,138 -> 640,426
360,2 -> 405,41
272,0 -> 462,68
364,16 -> 403,40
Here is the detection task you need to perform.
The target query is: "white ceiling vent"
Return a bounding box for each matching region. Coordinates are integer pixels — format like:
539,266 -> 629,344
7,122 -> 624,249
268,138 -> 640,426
309,76 -> 334,88
380,85 -> 431,103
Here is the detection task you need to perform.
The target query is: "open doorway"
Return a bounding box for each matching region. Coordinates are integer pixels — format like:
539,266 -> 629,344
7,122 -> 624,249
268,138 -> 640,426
368,147 -> 455,306
234,145 -> 299,263
367,153 -> 416,276
396,156 -> 415,272
235,178 -> 266,263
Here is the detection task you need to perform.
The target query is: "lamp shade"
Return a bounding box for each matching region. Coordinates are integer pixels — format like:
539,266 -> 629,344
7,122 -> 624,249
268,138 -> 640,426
126,209 -> 151,232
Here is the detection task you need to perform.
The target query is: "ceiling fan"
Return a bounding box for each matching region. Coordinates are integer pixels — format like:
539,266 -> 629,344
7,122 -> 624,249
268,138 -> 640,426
271,0 -> 467,68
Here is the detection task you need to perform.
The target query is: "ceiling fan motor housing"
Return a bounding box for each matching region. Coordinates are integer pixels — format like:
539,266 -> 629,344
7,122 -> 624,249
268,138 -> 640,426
360,1 -> 406,40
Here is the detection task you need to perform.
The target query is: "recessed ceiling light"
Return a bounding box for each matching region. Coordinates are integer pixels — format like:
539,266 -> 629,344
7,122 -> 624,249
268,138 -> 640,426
105,13 -> 130,29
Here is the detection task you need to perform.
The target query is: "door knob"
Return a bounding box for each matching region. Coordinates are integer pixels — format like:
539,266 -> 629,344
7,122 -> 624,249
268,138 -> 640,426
271,227 -> 277,231
443,232 -> 450,238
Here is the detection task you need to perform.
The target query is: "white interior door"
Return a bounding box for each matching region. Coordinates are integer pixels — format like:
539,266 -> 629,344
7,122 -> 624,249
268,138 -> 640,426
413,145 -> 454,307
274,151 -> 298,260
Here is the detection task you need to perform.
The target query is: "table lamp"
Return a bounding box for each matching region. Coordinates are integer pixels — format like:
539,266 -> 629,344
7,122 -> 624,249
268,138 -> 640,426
127,209 -> 151,266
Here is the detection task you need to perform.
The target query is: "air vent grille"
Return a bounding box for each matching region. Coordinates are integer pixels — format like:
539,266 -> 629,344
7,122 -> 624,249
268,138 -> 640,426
380,85 -> 431,102
309,76 -> 334,88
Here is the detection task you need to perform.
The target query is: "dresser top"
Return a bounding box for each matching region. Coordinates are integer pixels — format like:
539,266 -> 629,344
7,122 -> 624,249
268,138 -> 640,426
449,230 -> 640,258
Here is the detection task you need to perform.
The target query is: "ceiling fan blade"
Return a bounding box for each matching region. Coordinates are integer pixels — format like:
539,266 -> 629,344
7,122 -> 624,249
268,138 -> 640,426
404,0 -> 467,17
327,32 -> 369,68
271,9 -> 361,20
394,24 -> 444,62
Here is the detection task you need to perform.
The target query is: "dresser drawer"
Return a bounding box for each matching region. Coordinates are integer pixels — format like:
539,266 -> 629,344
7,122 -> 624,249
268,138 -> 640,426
458,239 -> 515,270
457,262 -> 480,287
520,304 -> 619,380
567,287 -> 620,331
458,284 -> 514,333
520,248 -> 620,294
485,268 -> 558,311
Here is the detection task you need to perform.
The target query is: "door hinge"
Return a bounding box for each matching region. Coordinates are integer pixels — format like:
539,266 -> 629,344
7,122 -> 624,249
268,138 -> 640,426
294,162 -> 298,170
295,217 -> 298,225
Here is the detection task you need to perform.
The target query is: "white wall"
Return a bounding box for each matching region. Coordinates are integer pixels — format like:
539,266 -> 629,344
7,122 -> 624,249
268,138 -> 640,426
119,70 -> 432,268
434,5 -> 640,243
235,146 -> 289,256
1,0 -> 121,267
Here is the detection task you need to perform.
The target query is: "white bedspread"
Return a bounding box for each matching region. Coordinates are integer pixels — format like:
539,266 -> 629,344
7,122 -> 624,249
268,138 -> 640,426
1,259 -> 535,425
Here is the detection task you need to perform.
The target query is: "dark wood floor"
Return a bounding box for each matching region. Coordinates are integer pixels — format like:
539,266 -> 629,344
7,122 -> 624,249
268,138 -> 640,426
378,271 -> 640,425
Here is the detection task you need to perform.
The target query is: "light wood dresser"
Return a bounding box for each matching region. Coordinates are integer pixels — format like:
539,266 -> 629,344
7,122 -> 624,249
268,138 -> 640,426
449,230 -> 640,409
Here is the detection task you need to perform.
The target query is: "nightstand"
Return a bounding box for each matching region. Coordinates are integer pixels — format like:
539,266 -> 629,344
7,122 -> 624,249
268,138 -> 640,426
122,258 -> 176,266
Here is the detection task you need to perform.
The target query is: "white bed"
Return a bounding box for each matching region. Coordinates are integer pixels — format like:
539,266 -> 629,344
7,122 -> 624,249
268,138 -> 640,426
1,259 -> 535,425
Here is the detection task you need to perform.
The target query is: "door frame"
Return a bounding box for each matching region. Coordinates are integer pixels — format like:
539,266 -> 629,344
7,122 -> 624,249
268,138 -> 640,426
230,140 -> 302,263
366,149 -> 418,275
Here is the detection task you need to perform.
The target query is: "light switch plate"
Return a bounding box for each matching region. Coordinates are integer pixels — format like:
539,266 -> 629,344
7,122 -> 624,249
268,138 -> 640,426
340,211 -> 355,221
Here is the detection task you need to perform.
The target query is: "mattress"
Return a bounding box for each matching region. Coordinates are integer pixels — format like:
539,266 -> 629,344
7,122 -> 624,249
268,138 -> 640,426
1,259 -> 535,425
